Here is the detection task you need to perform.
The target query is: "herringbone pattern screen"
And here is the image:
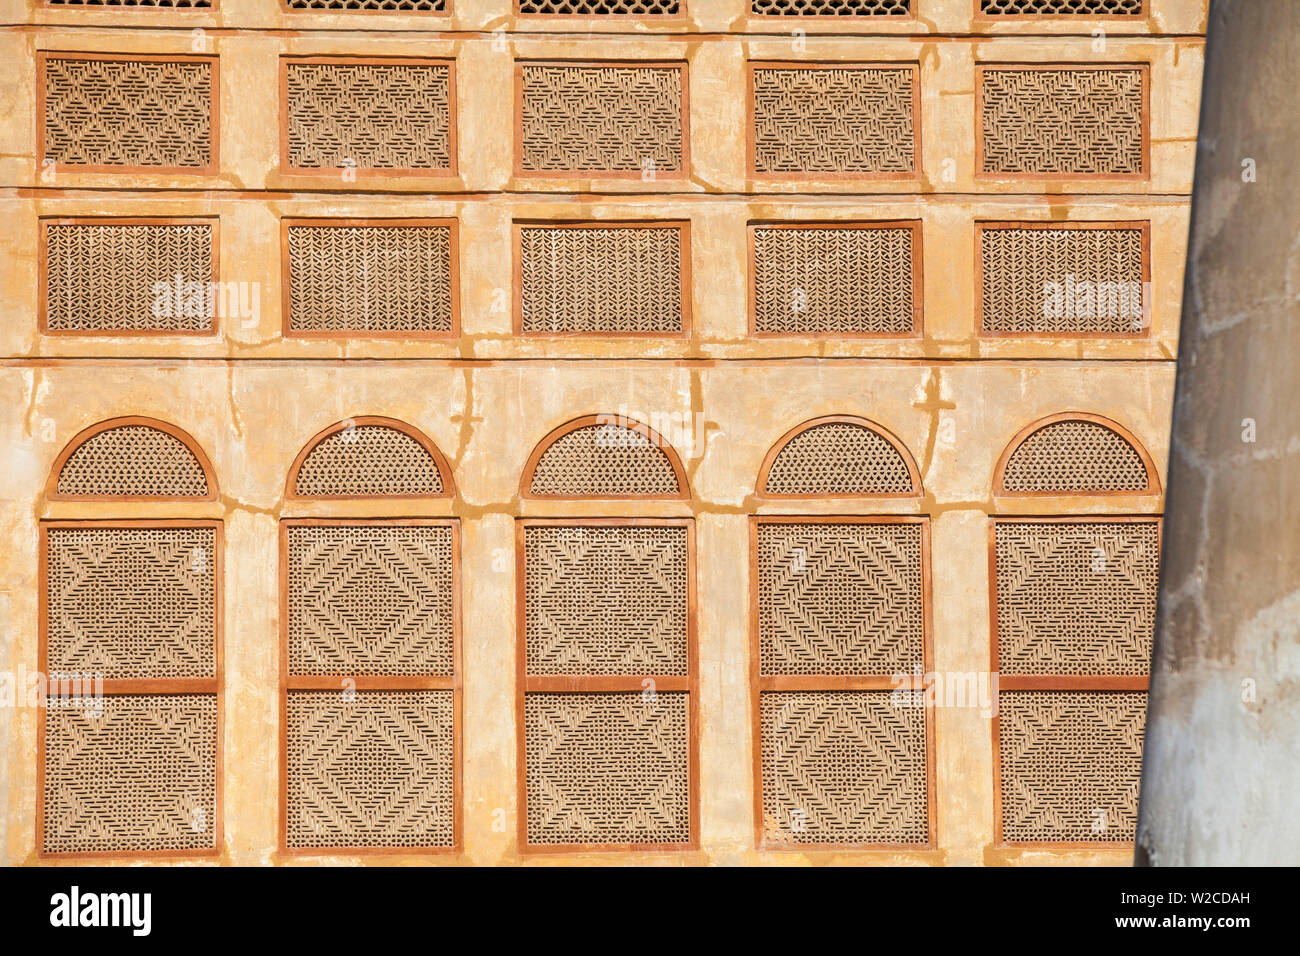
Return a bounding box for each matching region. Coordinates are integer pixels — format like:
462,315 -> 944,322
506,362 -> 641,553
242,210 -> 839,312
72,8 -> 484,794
752,0 -> 911,13
981,0 -> 1142,13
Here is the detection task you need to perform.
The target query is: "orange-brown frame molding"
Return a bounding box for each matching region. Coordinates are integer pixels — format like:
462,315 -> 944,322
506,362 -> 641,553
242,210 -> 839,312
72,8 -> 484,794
987,513 -> 1160,848
520,414 -> 691,500
512,219 -> 692,339
279,217 -> 461,341
277,516 -> 463,855
992,412 -> 1161,498
745,61 -> 922,183
278,55 -> 459,178
747,219 -> 923,339
513,59 -> 691,181
972,0 -> 1145,21
35,51 -> 220,177
46,415 -> 219,502
975,220 -> 1152,340
749,514 -> 936,851
973,62 -> 1151,182
756,414 -> 923,499
284,416 -> 456,501
37,518 -> 225,860
514,516 -> 700,853
38,216 -> 222,338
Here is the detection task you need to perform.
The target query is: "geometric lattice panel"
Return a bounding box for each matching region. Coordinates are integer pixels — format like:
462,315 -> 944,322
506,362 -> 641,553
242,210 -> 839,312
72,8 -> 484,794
44,221 -> 215,334
518,224 -> 684,334
980,226 -> 1146,335
284,61 -> 453,171
49,0 -> 213,5
45,526 -> 217,680
524,691 -> 690,845
42,694 -> 218,854
285,690 -> 455,849
752,225 -> 915,335
529,423 -> 681,497
980,68 -> 1145,176
520,0 -> 681,11
751,66 -> 915,175
56,424 -> 209,498
998,690 -> 1146,843
757,522 -> 923,676
760,691 -> 927,845
294,425 -> 443,498
525,524 -> 688,676
764,422 -> 915,496
287,0 -> 445,8
287,524 -> 454,677
518,64 -> 684,174
1001,420 -> 1150,493
752,0 -> 911,13
41,57 -> 213,169
981,0 -> 1142,13
994,520 -> 1158,676
286,223 -> 454,335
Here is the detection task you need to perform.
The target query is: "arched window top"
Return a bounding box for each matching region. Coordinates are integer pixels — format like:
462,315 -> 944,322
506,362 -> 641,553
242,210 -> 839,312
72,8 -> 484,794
995,413 -> 1158,496
758,416 -> 921,498
521,415 -> 688,499
47,416 -> 216,501
287,417 -> 453,499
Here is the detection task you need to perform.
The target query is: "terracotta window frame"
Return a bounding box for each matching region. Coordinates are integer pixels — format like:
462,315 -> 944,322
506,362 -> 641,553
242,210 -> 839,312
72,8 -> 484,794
747,1 -> 916,20
514,516 -> 700,853
756,414 -> 923,500
37,517 -> 225,860
747,220 -> 924,339
992,412 -> 1161,498
280,217 -> 461,341
513,59 -> 691,182
36,51 -> 220,176
278,55 -> 459,179
39,216 -> 221,338
988,513 -> 1160,848
973,0 -> 1145,21
514,0 -> 686,19
749,514 -> 935,850
280,0 -> 451,13
974,62 -> 1151,183
520,414 -> 691,501
42,0 -> 220,8
745,61 -> 922,183
285,416 -> 456,502
277,516 -> 463,856
46,416 -> 219,503
512,219 -> 692,339
975,220 -> 1152,340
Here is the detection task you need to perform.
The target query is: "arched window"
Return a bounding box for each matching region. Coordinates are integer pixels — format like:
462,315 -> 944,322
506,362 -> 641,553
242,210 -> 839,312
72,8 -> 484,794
990,413 -> 1161,845
516,414 -> 697,850
39,417 -> 222,857
751,415 -> 932,848
280,417 -> 460,854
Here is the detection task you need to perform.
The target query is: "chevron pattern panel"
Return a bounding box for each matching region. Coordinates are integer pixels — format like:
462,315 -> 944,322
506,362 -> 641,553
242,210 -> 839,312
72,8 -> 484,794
285,690 -> 455,848
981,226 -> 1146,335
757,522 -> 923,675
980,68 -> 1144,176
995,520 -> 1158,675
286,223 -> 454,335
752,225 -> 914,335
1001,420 -> 1150,493
751,66 -> 915,175
981,0 -> 1142,13
44,221 -> 215,334
752,0 -> 911,13
529,423 -> 681,496
294,425 -> 443,497
760,691 -> 927,845
41,57 -> 213,168
518,64 -> 684,174
42,694 -> 218,854
520,0 -> 681,11
524,691 -> 690,845
56,425 -> 209,498
45,526 -> 216,680
998,690 -> 1146,842
524,524 -> 688,675
519,225 -> 684,334
287,524 -> 454,677
765,422 -> 915,496
285,61 -> 453,171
